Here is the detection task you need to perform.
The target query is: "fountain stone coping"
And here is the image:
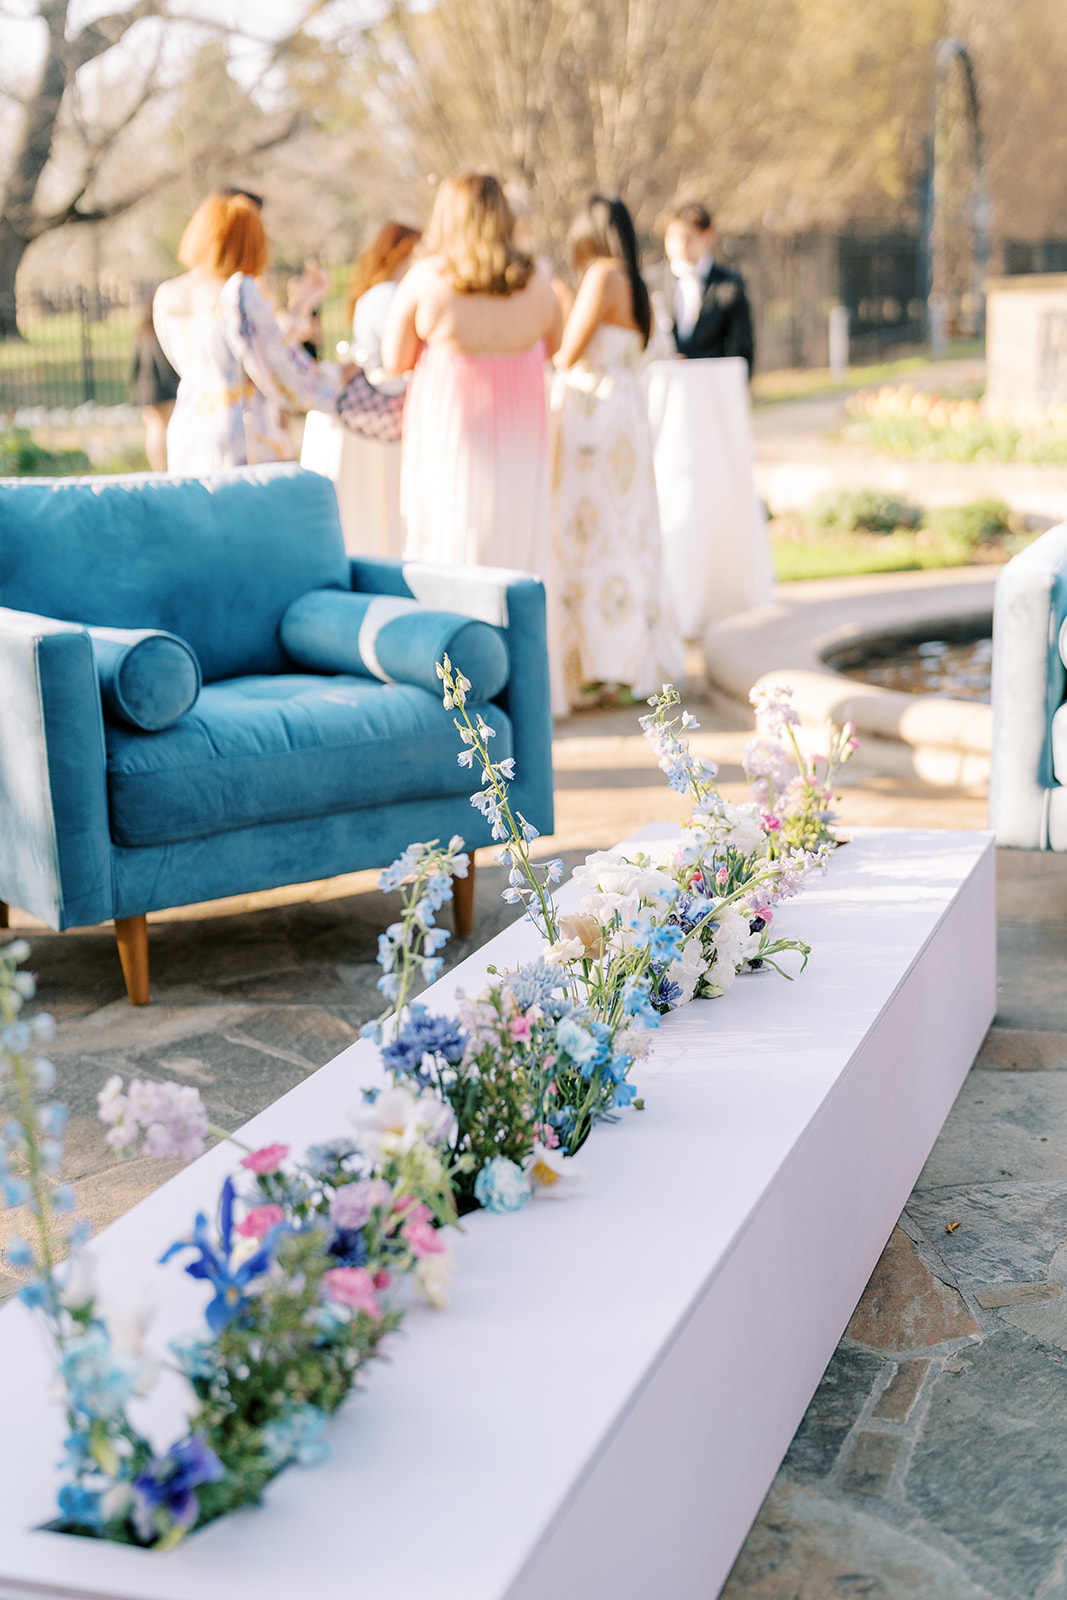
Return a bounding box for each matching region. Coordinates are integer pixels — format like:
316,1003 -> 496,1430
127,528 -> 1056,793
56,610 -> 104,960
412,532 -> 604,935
702,565 -> 996,789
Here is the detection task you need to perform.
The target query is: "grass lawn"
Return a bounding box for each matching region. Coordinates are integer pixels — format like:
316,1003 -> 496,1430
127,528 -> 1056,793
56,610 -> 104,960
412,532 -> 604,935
751,340 -> 984,409
770,522 -> 1034,582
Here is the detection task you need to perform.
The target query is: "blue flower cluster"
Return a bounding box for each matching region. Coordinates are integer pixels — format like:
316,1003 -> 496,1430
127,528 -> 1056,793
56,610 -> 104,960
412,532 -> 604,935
381,1010 -> 467,1086
132,1435 -> 225,1540
556,1015 -> 637,1109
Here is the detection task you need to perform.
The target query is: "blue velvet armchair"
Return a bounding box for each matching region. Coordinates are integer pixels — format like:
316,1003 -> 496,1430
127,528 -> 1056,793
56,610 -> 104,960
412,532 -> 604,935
990,521 -> 1067,848
0,464 -> 554,1002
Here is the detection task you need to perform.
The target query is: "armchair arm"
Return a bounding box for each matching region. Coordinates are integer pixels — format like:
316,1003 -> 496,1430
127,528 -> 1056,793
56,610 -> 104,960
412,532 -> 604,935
990,523 -> 1067,847
0,608 -> 113,928
350,559 -> 554,838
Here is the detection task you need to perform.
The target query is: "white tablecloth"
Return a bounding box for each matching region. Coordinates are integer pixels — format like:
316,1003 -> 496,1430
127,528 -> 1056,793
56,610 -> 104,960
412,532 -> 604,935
647,357 -> 773,640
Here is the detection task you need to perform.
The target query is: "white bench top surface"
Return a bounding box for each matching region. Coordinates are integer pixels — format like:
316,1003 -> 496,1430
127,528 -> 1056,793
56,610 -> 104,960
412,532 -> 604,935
0,827 -> 993,1600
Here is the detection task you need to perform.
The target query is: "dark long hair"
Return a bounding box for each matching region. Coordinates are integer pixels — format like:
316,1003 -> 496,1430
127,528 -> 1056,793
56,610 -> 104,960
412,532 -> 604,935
568,194 -> 651,347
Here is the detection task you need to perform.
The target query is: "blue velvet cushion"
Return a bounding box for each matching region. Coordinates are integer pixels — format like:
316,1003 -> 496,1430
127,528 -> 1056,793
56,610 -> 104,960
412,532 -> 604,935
280,590 -> 509,701
104,674 -> 513,848
89,626 -> 200,731
0,465 -> 348,683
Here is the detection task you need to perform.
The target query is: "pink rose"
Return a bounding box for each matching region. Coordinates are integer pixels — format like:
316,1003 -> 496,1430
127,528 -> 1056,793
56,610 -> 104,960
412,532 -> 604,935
509,1011 -> 535,1042
240,1143 -> 289,1175
401,1216 -> 447,1259
322,1266 -> 381,1317
235,1203 -> 285,1239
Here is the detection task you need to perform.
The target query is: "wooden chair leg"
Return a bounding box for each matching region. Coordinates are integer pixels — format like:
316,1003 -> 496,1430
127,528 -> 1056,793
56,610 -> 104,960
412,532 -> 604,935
115,915 -> 150,1006
0,902 -> 8,930
452,859 -> 476,939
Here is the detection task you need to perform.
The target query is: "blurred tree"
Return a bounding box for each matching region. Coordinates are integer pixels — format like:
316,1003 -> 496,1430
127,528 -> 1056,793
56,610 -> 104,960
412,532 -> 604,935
0,1 -> 336,338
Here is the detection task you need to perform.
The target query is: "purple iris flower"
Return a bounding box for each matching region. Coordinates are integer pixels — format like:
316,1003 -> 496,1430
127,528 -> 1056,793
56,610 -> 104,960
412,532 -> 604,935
160,1177 -> 281,1332
132,1434 -> 224,1538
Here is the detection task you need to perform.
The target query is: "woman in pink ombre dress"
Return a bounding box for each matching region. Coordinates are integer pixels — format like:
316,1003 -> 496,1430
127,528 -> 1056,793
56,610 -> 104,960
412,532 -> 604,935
381,173 -> 563,587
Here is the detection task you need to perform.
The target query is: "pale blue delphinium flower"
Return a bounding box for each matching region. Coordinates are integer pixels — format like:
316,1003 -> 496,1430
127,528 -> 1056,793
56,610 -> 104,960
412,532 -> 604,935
59,1327 -> 138,1420
473,1156 -> 531,1214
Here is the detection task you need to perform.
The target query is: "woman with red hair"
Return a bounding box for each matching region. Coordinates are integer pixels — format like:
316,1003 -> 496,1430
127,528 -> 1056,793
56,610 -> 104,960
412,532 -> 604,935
154,190 -> 343,475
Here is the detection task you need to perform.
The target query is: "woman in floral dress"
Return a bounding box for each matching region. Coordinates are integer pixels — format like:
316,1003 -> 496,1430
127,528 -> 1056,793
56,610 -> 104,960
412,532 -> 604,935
154,191 -> 343,475
550,195 -> 682,708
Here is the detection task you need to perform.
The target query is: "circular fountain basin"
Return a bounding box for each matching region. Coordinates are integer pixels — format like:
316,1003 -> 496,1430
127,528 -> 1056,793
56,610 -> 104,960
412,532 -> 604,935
827,621 -> 993,704
702,567 -> 996,789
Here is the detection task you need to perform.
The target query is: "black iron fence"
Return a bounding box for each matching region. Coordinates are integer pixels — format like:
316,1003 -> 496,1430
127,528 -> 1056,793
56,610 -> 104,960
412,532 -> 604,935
4,228 -> 1028,411
721,230 -> 927,370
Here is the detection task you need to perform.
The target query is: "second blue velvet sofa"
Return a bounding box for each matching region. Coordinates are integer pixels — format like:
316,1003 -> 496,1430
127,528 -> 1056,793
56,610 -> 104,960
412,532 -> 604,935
0,464 -> 554,1001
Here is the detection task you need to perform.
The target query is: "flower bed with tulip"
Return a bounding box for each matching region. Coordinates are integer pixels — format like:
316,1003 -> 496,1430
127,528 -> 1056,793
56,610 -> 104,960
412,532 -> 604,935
0,675 -> 851,1548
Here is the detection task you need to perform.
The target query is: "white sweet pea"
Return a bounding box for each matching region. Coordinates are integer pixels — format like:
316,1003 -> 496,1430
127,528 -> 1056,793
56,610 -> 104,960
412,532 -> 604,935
666,939 -> 710,1006
524,1142 -> 591,1200
706,908 -> 762,993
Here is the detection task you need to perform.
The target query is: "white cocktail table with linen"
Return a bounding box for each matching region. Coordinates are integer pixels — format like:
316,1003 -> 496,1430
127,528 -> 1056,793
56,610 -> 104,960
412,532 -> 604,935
0,828 -> 994,1600
647,356 -> 774,640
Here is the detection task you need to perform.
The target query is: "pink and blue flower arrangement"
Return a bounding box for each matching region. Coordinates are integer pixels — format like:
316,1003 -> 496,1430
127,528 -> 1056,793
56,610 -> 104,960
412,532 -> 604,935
0,673 -> 849,1547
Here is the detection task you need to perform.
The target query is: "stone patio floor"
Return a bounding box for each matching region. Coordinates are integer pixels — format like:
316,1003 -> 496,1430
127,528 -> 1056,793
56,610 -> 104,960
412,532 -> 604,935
4,685 -> 1063,1599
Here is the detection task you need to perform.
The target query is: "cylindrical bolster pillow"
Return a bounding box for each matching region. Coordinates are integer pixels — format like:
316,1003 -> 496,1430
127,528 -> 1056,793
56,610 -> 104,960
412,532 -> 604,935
89,626 -> 201,731
280,590 -> 510,701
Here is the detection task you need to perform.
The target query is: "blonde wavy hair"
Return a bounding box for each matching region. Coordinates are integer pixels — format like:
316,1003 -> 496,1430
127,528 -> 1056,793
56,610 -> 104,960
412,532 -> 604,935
425,171 -> 534,296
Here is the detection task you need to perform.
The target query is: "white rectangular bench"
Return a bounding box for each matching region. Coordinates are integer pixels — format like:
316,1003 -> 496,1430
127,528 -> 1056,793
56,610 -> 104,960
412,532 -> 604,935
0,827 -> 995,1600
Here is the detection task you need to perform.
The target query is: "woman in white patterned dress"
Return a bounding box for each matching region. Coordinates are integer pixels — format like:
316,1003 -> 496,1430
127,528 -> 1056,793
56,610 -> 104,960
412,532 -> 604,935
550,196 -> 682,708
154,191 -> 343,475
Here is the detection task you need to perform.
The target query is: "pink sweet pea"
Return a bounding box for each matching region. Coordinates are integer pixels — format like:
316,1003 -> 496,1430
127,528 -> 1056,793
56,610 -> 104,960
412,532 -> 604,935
240,1143 -> 289,1175
235,1203 -> 285,1240
401,1216 -> 447,1258
322,1267 -> 381,1317
760,813 -> 782,833
509,1011 -> 535,1043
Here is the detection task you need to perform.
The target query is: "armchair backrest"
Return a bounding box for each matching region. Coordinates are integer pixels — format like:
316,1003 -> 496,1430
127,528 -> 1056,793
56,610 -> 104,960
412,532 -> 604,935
0,464 -> 348,682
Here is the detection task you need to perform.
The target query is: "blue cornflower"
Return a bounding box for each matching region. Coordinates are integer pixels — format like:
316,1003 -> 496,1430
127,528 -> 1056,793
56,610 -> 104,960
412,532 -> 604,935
652,972 -> 684,1010
160,1177 -> 281,1333
261,1404 -> 330,1469
304,1138 -> 357,1179
327,1225 -> 367,1267
132,1435 -> 224,1540
381,1012 -> 467,1086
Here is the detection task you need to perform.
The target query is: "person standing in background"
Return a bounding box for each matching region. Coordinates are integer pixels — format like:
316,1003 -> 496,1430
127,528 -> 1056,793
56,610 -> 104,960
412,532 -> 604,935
301,222 -> 422,556
154,190 -> 343,475
381,171 -> 562,572
128,297 -> 179,471
657,200 -> 754,373
550,195 -> 682,712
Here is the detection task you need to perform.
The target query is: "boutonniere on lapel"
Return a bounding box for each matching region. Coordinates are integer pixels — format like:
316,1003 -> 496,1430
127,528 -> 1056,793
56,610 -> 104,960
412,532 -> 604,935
713,281 -> 738,307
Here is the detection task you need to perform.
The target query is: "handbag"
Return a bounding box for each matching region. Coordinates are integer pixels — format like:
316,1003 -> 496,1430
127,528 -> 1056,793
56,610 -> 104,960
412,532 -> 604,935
336,368 -> 406,443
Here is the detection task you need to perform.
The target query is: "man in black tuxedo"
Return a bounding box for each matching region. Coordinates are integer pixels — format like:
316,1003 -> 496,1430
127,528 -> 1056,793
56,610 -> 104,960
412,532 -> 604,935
657,201 -> 754,373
